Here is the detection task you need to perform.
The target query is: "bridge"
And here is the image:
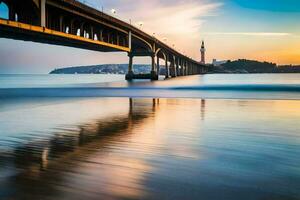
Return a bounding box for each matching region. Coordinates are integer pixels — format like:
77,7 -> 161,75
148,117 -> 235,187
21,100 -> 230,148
0,0 -> 207,80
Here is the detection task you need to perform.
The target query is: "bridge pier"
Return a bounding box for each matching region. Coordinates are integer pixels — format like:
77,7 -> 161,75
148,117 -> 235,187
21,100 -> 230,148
186,63 -> 188,75
157,56 -> 160,77
165,56 -> 169,79
186,63 -> 189,75
192,65 -> 195,75
59,15 -> 64,32
182,61 -> 186,76
178,60 -> 182,76
151,54 -> 158,80
41,0 -> 46,27
126,53 -> 158,81
8,6 -> 15,21
174,57 -> 178,77
170,57 -> 176,78
176,59 -> 180,76
125,54 -> 134,80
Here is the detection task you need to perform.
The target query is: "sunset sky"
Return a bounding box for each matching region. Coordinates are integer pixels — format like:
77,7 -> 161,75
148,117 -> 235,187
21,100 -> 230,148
0,0 -> 300,73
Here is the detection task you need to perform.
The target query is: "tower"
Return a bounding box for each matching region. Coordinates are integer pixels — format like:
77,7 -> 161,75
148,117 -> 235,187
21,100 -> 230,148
200,40 -> 205,64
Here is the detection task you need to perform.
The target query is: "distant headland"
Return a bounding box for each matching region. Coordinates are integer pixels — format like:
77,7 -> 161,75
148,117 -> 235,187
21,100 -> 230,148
50,60 -> 300,74
50,64 -> 168,75
50,64 -> 154,75
208,59 -> 300,74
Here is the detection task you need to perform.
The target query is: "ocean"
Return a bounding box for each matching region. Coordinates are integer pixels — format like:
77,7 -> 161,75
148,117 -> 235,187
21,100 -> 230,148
0,73 -> 300,200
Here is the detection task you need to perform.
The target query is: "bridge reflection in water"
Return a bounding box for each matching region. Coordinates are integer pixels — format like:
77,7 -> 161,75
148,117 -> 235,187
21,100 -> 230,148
2,98 -> 156,199
1,98 -> 300,200
1,98 -> 205,200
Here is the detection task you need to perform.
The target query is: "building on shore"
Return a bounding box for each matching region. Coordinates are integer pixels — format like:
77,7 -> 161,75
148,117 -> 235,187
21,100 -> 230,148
212,59 -> 227,66
200,41 -> 206,64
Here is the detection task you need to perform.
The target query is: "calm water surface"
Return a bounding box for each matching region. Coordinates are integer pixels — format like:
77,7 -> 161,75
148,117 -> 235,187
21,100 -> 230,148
0,74 -> 300,200
1,74 -> 300,99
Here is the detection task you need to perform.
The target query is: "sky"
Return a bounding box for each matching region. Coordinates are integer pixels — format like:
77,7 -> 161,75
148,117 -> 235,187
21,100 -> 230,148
0,0 -> 300,73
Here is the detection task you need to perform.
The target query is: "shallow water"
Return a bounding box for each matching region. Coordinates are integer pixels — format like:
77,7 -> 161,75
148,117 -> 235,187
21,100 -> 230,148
1,74 -> 300,100
0,97 -> 300,200
1,74 -> 300,88
1,74 -> 300,200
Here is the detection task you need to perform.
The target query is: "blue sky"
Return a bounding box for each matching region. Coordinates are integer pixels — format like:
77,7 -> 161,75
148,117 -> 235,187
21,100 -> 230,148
232,0 -> 300,12
0,0 -> 300,73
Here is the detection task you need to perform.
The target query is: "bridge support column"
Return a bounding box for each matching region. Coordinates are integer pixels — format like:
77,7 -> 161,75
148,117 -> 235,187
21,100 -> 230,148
176,59 -> 180,76
179,60 -> 182,76
151,54 -> 158,80
59,15 -> 63,32
41,0 -> 46,27
170,58 -> 174,77
187,62 -> 189,75
128,31 -> 132,49
174,57 -> 178,77
100,30 -> 103,41
125,54 -> 134,80
186,63 -> 189,75
91,27 -> 94,39
171,57 -> 177,77
165,57 -> 169,79
107,33 -> 111,43
180,61 -> 184,76
117,35 -> 120,45
8,5 -> 16,21
193,65 -> 196,74
157,56 -> 160,77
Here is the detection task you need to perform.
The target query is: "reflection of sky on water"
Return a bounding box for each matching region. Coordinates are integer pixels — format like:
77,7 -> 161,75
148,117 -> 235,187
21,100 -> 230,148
2,74 -> 300,100
0,98 -> 300,199
2,74 -> 300,88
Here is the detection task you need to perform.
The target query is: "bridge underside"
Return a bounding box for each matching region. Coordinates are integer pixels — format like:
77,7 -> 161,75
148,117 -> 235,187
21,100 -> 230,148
0,0 -> 207,80
0,20 -> 128,52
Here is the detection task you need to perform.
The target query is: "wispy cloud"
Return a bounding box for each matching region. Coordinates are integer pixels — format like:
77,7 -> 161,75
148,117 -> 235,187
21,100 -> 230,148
204,32 -> 292,36
94,0 -> 223,58
125,1 -> 223,35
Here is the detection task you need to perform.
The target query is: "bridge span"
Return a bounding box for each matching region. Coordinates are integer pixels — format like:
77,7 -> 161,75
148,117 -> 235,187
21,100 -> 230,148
0,0 -> 207,80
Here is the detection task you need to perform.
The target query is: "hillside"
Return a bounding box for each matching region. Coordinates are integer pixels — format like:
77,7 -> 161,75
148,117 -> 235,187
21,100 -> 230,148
50,64 -> 152,74
221,59 -> 276,73
209,59 -> 300,73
